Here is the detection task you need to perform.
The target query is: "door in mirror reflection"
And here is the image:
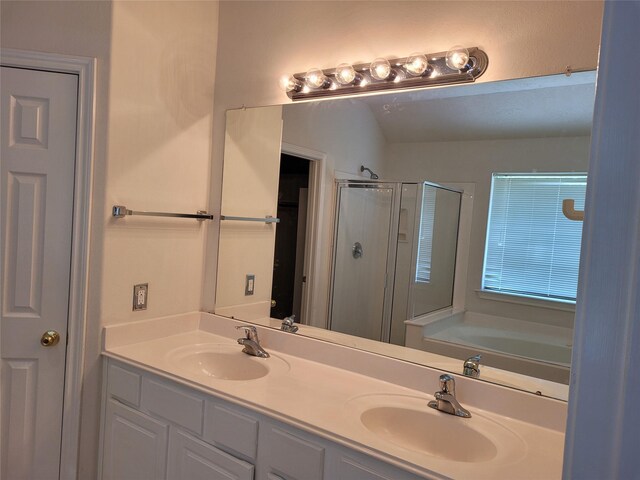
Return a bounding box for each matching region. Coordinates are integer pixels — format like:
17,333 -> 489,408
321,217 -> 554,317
329,183 -> 395,341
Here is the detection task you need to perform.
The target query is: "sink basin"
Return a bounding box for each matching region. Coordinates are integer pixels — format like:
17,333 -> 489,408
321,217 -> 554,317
345,394 -> 527,464
361,406 -> 497,462
167,343 -> 289,381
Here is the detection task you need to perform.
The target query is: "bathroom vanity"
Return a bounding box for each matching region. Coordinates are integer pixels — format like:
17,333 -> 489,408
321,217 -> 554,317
99,312 -> 566,479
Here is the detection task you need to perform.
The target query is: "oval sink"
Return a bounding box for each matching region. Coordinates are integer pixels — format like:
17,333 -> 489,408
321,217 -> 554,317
345,394 -> 527,464
167,344 -> 289,381
361,406 -> 497,462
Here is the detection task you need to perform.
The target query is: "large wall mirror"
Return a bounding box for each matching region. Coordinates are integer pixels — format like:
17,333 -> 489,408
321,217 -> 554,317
215,71 -> 596,401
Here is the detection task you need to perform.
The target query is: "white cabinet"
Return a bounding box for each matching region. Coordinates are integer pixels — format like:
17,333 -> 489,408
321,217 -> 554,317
102,399 -> 168,480
257,425 -> 325,480
168,429 -> 254,480
100,358 -> 427,480
328,451 -> 426,480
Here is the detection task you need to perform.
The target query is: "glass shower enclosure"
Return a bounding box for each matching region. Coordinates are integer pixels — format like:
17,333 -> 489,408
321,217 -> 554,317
328,180 -> 462,345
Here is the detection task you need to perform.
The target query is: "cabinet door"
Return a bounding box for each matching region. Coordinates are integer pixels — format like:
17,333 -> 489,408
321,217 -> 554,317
329,452 -> 428,480
168,428 -> 254,480
102,399 -> 169,480
258,425 -> 325,480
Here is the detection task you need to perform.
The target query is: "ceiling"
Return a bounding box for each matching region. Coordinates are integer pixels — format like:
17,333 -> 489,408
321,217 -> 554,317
356,71 -> 596,143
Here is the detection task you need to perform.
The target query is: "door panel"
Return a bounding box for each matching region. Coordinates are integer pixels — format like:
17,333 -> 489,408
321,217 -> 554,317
1,66 -> 77,480
330,185 -> 394,341
102,400 -> 169,480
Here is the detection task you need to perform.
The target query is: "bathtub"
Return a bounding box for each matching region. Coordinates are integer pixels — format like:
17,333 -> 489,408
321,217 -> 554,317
405,310 -> 572,384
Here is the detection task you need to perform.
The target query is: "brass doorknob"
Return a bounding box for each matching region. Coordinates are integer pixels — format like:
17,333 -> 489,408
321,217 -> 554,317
41,330 -> 60,347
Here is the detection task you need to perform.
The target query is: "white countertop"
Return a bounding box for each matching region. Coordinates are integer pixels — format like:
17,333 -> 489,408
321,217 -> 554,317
103,312 -> 566,479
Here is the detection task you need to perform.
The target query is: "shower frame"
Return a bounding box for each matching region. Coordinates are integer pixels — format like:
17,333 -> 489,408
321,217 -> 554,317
327,178 -> 462,344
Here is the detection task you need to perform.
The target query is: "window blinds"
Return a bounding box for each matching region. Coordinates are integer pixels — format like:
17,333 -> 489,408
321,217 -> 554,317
482,173 -> 587,302
416,185 -> 437,283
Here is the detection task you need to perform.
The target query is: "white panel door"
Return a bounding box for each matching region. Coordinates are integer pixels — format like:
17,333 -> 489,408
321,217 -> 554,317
1,66 -> 77,480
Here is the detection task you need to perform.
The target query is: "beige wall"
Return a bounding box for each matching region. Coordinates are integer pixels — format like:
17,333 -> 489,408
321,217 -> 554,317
1,1 -> 218,477
103,1 -> 217,325
205,0 -> 604,310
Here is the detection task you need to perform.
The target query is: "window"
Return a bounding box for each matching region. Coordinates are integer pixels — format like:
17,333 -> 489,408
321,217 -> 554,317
482,173 -> 587,303
416,185 -> 436,283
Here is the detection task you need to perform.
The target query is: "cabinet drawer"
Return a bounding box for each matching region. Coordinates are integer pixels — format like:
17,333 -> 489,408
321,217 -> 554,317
107,363 -> 140,407
168,428 -> 254,480
261,426 -> 325,480
204,402 -> 259,461
142,377 -> 204,434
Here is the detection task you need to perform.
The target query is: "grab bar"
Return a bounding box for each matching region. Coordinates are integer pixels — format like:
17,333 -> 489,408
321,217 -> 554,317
562,199 -> 584,221
112,205 -> 213,221
220,215 -> 280,224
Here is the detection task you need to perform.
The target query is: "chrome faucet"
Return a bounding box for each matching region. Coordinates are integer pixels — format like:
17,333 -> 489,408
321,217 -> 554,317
235,325 -> 270,358
463,354 -> 481,378
281,315 -> 298,333
428,374 -> 471,418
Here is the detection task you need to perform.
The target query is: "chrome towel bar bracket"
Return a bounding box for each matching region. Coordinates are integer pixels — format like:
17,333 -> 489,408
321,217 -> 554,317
112,205 -> 213,221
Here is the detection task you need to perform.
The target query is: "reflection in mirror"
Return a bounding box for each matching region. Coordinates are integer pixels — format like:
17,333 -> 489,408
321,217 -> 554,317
215,71 -> 596,400
328,181 -> 461,344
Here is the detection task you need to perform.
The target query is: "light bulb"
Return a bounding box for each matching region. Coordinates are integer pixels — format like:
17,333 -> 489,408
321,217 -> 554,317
305,68 -> 329,89
404,53 -> 429,76
335,63 -> 357,85
445,46 -> 470,71
278,75 -> 301,93
370,58 -> 393,81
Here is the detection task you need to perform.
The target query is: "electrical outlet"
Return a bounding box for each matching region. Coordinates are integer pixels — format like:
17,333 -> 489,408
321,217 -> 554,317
245,274 -> 255,296
133,283 -> 148,311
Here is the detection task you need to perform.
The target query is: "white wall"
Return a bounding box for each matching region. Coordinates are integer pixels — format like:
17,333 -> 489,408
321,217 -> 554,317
382,135 -> 591,328
1,1 -> 219,477
205,0 -> 604,311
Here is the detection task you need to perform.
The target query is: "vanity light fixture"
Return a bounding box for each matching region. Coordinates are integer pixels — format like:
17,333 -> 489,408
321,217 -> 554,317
370,57 -> 396,81
305,67 -> 331,89
335,63 -> 361,85
281,46 -> 488,101
445,46 -> 471,71
404,52 -> 431,76
279,74 -> 303,93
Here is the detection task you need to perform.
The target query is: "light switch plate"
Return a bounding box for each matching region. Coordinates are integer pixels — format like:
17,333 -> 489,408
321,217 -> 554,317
133,283 -> 148,311
245,274 -> 255,296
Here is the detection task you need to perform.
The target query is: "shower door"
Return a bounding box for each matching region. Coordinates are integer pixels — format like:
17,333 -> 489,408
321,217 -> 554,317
328,182 -> 399,342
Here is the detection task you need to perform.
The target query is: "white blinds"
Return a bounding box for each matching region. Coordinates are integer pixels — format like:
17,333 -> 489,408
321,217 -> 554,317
482,173 -> 587,302
416,185 -> 437,283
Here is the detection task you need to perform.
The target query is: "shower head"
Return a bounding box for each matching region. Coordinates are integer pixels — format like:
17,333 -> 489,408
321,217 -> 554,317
360,165 -> 379,180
